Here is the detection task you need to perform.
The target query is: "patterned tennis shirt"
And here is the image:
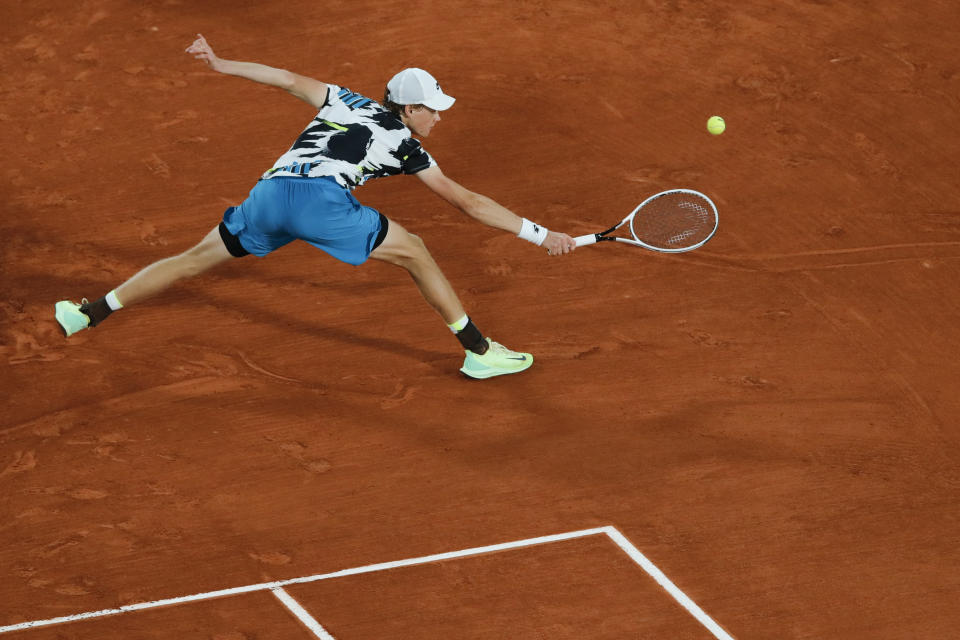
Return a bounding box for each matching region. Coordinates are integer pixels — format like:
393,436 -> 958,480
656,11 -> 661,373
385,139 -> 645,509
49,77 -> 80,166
262,85 -> 437,189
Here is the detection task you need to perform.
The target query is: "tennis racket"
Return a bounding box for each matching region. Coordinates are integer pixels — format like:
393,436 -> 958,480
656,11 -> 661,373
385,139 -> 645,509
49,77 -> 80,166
574,189 -> 719,253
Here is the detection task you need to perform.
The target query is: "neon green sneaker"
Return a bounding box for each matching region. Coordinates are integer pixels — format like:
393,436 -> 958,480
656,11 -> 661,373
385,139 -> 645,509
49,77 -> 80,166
460,339 -> 534,379
55,299 -> 91,337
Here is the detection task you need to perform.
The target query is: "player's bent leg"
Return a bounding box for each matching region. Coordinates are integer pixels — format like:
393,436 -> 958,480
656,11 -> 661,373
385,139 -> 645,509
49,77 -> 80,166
368,218 -> 465,325
368,218 -> 533,379
56,225 -> 238,337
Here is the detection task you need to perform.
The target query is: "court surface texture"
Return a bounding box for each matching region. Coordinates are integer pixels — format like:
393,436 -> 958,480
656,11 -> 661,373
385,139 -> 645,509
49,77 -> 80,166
2,1 -> 959,638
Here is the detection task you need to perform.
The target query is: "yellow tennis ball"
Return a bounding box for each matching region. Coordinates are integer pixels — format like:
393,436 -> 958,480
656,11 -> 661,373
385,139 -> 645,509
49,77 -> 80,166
707,115 -> 725,135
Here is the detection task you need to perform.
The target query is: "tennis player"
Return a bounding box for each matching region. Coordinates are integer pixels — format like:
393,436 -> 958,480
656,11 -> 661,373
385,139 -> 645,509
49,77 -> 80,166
55,34 -> 576,379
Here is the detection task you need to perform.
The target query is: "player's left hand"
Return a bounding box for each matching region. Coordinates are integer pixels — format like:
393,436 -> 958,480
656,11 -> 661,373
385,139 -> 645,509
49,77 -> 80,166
543,231 -> 576,256
185,34 -> 223,71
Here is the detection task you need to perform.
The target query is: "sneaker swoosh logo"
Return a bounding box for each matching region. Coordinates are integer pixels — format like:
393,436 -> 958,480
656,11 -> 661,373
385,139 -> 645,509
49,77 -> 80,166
507,356 -> 528,361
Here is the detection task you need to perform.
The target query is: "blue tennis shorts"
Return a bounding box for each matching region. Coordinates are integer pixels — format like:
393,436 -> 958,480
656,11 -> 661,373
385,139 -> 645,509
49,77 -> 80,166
220,176 -> 387,265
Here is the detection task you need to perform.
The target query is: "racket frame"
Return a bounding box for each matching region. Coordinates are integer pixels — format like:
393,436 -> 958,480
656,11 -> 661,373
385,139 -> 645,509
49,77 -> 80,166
574,189 -> 718,253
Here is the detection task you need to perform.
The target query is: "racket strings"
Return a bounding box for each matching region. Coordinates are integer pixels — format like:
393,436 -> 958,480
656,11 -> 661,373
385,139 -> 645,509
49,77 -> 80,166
632,192 -> 716,250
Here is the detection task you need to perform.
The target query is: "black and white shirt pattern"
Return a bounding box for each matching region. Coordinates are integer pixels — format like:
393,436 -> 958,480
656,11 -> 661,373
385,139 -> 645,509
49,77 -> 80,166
262,85 -> 437,189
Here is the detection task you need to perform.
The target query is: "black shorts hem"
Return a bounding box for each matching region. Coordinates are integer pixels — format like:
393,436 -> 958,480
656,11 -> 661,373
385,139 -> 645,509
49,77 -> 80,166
372,213 -> 389,251
218,218 -> 250,258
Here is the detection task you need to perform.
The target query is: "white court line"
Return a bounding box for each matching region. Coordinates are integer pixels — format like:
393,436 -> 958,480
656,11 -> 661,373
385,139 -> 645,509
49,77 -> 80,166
271,587 -> 336,639
606,528 -> 735,640
0,526 -> 734,638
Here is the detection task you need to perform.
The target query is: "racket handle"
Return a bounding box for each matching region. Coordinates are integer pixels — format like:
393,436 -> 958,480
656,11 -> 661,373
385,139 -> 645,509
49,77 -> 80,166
574,234 -> 598,247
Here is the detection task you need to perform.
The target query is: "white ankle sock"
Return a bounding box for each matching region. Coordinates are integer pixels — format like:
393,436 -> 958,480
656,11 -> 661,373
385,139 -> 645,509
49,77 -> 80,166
105,290 -> 124,311
447,314 -> 469,333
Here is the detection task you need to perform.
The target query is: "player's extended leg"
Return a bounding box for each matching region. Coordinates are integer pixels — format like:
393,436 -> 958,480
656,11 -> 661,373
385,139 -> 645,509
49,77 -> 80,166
55,225 -> 236,336
115,225 -> 234,306
369,218 -> 533,379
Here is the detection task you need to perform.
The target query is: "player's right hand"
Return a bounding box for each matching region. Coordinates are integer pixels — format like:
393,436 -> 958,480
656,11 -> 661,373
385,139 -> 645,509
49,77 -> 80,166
544,231 -> 576,256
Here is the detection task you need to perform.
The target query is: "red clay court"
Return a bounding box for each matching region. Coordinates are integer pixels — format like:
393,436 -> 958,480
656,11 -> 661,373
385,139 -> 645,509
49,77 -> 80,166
2,1 -> 959,638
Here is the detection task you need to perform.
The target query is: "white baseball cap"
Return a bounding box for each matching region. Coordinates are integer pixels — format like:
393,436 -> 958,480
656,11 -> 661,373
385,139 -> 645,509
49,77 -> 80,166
386,68 -> 456,111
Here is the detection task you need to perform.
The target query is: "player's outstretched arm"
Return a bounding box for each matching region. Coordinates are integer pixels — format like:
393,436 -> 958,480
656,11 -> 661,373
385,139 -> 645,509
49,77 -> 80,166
417,166 -> 576,255
184,34 -> 329,108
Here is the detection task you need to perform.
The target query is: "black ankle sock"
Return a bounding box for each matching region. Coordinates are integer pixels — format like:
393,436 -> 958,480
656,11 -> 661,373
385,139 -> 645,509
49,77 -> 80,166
82,297 -> 114,327
456,320 -> 489,355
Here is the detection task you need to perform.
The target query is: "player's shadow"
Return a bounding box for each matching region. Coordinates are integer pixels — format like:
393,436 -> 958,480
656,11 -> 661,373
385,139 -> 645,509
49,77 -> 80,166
40,270 -> 450,366
190,288 -> 450,365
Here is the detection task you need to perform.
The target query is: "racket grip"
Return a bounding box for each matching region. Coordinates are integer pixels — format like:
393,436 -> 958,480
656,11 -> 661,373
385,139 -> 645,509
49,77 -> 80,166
574,234 -> 598,247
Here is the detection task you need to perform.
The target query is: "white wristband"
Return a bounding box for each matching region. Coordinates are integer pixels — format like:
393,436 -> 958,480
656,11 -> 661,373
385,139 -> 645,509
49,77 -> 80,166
518,218 -> 549,246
